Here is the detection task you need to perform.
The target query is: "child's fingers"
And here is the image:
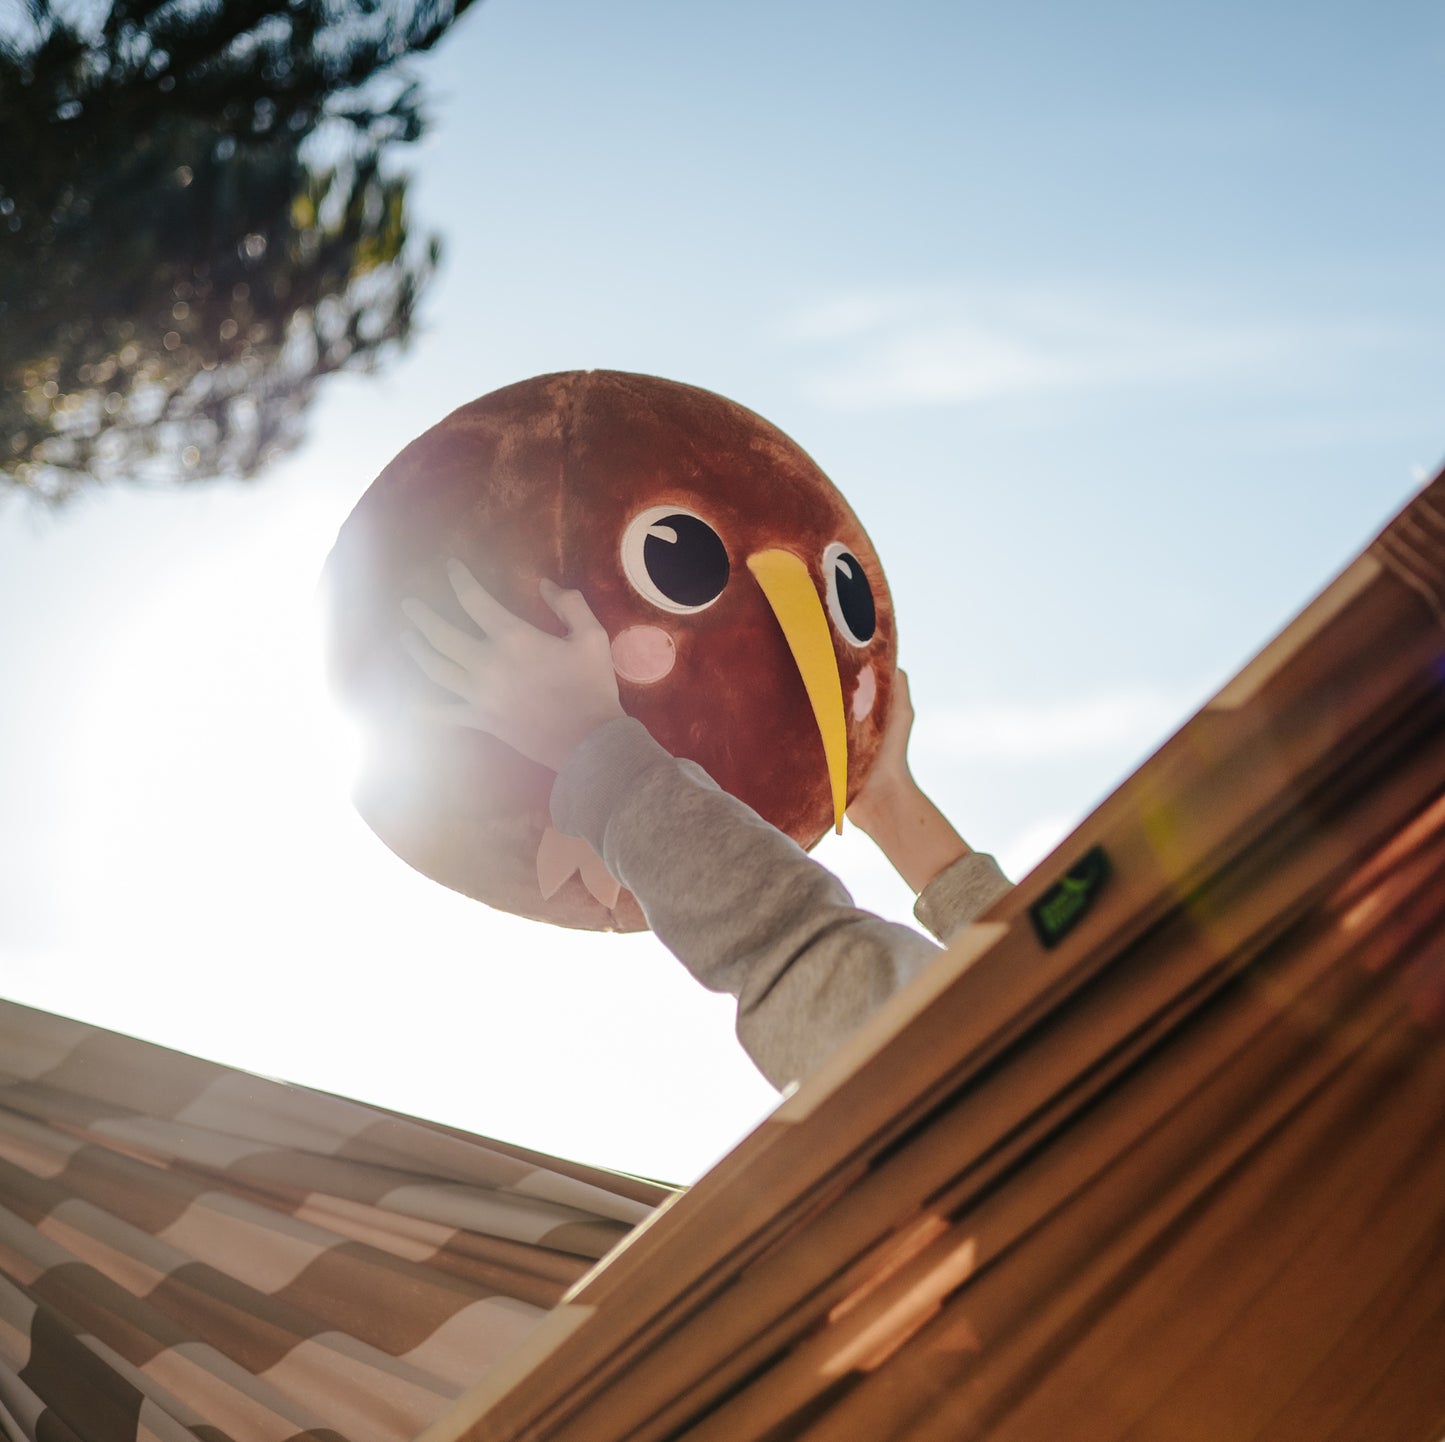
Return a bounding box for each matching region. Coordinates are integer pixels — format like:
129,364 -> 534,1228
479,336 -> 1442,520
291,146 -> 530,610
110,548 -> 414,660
446,558 -> 523,637
538,578 -> 603,638
400,628 -> 473,699
410,697 -> 490,731
892,668 -> 915,726
401,596 -> 484,666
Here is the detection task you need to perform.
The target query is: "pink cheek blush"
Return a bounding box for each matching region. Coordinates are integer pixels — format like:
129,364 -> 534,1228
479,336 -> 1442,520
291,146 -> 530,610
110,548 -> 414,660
611,625 -> 677,684
852,663 -> 877,722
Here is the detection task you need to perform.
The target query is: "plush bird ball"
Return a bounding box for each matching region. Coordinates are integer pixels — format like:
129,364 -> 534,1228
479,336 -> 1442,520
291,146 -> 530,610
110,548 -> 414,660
324,370 -> 896,931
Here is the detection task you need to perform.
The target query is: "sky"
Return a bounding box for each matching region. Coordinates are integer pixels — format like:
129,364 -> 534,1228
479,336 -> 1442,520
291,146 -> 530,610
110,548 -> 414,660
2,0 -> 1442,1185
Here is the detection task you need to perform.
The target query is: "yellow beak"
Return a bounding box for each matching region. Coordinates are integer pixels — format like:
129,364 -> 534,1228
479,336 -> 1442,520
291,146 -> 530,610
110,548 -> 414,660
746,549 -> 847,834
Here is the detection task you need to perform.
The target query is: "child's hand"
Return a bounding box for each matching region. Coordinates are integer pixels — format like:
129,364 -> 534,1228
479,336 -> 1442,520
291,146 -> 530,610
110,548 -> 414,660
401,559 -> 625,772
847,667 -> 917,834
847,668 -> 973,894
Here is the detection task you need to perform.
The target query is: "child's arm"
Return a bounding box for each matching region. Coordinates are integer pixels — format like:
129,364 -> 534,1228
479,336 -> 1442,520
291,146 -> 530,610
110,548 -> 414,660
847,671 -> 1012,944
845,670 -> 971,891
550,715 -> 941,1087
401,563 -> 1007,1085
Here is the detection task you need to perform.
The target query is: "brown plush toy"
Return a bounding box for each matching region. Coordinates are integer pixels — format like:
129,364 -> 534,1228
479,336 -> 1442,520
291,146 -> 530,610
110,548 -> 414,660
323,370 -> 896,931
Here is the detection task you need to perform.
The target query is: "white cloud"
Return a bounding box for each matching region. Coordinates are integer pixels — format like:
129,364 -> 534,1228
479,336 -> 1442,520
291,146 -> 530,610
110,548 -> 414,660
782,286 -> 1396,411
821,319 -> 1074,406
784,293 -> 909,343
915,687 -> 1190,763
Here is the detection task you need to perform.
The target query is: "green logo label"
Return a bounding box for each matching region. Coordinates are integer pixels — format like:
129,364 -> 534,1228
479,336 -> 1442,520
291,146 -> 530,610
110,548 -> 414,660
1029,845 -> 1111,949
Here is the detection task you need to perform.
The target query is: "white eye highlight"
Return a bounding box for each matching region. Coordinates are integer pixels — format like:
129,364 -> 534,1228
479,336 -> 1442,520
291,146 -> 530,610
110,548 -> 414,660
621,506 -> 730,614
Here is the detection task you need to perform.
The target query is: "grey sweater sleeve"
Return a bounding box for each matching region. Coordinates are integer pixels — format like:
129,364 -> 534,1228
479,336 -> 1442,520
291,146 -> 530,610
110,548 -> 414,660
551,717 -> 1010,1089
912,850 -> 1014,945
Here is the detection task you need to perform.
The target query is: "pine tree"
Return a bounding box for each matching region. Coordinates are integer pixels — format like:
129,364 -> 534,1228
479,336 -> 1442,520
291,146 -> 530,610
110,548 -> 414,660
0,0 -> 473,502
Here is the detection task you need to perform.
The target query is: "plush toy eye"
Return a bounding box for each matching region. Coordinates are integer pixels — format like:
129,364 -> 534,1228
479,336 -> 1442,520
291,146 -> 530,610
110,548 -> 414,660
621,506 -> 731,613
823,542 -> 876,646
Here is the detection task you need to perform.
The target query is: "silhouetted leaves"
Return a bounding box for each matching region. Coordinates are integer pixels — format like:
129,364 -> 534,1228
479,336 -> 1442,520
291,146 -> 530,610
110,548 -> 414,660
0,0 -> 472,501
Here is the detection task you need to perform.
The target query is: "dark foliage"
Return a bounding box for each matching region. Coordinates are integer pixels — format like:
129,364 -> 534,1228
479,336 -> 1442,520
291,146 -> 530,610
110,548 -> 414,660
0,0 -> 472,502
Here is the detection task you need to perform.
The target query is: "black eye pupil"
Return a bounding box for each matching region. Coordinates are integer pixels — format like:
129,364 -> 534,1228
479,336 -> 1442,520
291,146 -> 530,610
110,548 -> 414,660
642,513 -> 730,608
833,551 -> 875,641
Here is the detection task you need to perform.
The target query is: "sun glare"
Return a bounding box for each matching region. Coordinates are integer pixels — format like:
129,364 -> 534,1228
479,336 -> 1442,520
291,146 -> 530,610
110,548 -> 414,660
36,495 -> 776,1181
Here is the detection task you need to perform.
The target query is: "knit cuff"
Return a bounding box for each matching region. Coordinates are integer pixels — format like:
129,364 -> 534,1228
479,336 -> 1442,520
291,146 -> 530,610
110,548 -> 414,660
549,717 -> 680,849
913,851 -> 1013,944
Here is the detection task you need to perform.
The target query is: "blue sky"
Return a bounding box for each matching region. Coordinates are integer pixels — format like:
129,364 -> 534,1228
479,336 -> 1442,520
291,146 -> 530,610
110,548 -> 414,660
2,0 -> 1441,1183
